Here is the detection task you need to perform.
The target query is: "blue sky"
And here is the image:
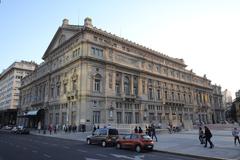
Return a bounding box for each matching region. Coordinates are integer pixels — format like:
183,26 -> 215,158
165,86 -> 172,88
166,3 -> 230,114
0,0 -> 239,97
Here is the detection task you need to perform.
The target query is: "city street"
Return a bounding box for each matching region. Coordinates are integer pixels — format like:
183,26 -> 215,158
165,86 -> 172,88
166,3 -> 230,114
0,131 -> 201,160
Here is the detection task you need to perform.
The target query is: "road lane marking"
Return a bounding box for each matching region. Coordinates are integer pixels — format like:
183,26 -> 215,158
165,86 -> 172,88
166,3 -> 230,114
23,147 -> 27,150
77,149 -> 87,152
43,154 -> 51,158
32,150 -> 38,153
110,154 -> 144,160
96,154 -> 107,157
110,154 -> 134,160
63,146 -> 70,149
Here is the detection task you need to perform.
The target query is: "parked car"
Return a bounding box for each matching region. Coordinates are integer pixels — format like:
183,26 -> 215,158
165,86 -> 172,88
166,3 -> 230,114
86,128 -> 119,147
116,134 -> 154,153
2,125 -> 14,130
13,126 -> 30,134
10,126 -> 18,133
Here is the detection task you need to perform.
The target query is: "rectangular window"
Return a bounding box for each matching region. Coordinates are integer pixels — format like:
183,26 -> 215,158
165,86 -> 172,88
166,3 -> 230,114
71,111 -> 76,125
93,111 -> 100,124
148,88 -> 153,100
157,89 -> 161,100
117,112 -> 122,124
91,47 -> 96,55
55,113 -> 59,125
115,82 -> 120,95
91,47 -> 103,57
61,112 -> 67,125
125,112 -> 132,124
94,79 -> 100,92
135,112 -> 140,124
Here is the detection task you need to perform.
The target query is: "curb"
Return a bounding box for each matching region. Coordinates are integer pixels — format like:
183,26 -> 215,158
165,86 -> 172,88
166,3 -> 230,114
154,150 -> 228,160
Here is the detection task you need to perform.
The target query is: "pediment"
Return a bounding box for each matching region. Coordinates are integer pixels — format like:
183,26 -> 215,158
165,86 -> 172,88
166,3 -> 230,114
42,26 -> 81,60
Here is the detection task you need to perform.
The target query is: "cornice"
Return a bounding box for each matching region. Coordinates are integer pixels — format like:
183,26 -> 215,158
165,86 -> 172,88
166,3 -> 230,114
84,26 -> 186,67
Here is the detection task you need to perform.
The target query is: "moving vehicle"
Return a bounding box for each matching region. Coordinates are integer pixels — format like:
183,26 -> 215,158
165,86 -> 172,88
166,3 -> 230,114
116,134 -> 154,152
86,128 -> 119,147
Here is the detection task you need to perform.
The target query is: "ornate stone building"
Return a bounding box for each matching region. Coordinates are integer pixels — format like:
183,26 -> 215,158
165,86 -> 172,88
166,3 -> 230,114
18,18 -> 215,130
0,61 -> 37,126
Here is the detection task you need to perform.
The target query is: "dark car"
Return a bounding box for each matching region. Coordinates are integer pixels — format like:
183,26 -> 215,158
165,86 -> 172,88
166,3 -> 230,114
116,134 -> 154,152
15,126 -> 30,134
86,128 -> 119,147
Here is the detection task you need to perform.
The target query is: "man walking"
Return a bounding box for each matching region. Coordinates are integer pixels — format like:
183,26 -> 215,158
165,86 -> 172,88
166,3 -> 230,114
204,126 -> 214,148
232,128 -> 240,145
151,125 -> 158,142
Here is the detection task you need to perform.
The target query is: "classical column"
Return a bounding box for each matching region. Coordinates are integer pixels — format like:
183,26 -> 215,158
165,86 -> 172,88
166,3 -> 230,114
130,75 -> 134,95
121,73 -> 124,96
133,110 -> 136,124
138,77 -> 142,96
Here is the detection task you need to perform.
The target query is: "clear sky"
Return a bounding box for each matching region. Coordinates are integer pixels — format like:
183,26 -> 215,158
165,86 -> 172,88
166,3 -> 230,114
0,0 -> 239,98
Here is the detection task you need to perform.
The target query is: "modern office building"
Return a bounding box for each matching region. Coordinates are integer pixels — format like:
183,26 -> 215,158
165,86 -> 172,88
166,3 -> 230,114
18,18 -> 216,131
0,61 -> 37,126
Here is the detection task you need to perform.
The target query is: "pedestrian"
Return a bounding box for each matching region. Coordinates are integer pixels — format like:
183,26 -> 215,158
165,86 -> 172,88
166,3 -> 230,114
69,125 -> 72,132
151,125 -> 158,142
199,127 -> 204,144
97,125 -> 100,129
167,123 -> 173,134
37,121 -> 41,134
148,126 -> 152,137
93,125 -> 96,134
232,128 -> 240,145
93,125 -> 96,132
48,124 -> 52,135
134,126 -> 138,133
138,126 -> 143,134
63,124 -> 67,133
204,126 -> 214,148
54,125 -> 57,134
145,126 -> 149,135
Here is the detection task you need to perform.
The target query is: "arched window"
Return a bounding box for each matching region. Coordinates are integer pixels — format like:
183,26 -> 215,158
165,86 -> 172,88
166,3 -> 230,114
94,74 -> 101,92
124,76 -> 130,95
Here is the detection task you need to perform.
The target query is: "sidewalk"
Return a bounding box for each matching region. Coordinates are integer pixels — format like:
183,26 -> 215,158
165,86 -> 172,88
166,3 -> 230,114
30,129 -> 240,160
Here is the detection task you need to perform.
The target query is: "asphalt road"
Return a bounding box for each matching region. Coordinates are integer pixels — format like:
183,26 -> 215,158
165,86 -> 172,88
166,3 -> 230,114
0,131 -> 202,160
